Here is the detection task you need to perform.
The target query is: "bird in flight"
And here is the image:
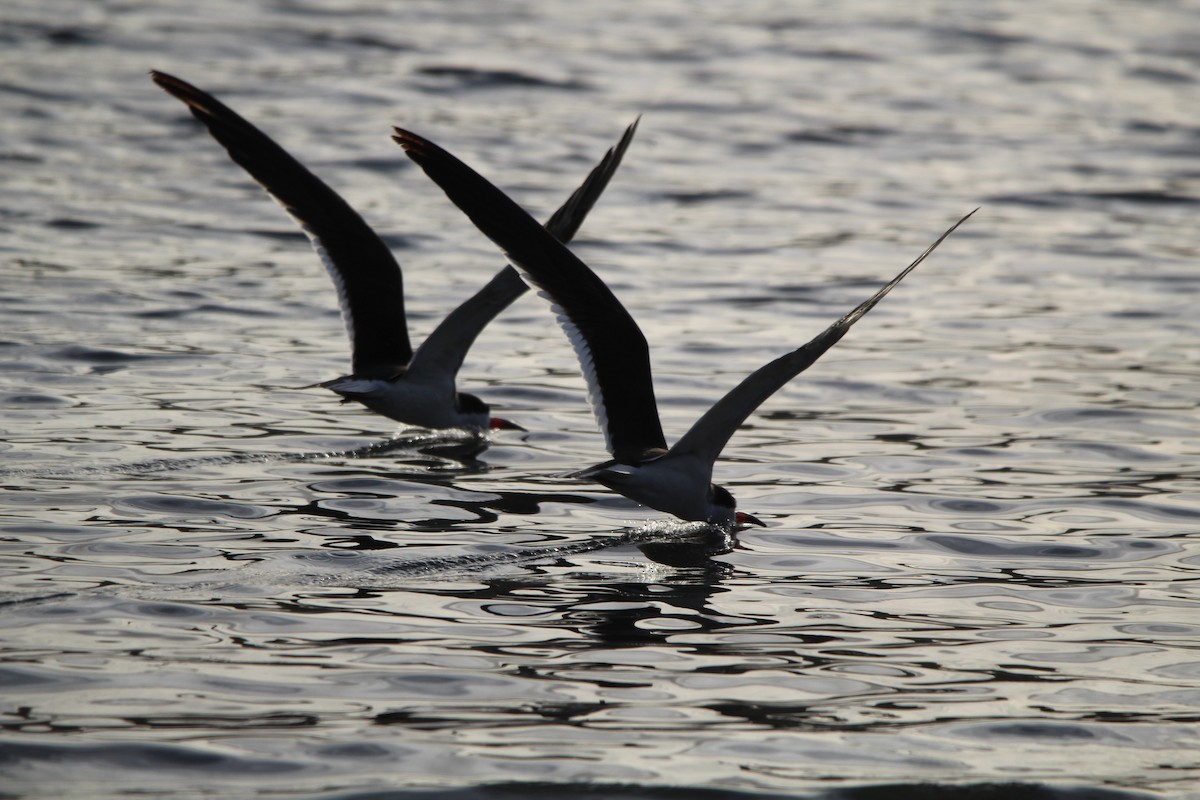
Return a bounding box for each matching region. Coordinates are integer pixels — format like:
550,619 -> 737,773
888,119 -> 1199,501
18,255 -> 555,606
152,70 -> 636,433
394,125 -> 974,527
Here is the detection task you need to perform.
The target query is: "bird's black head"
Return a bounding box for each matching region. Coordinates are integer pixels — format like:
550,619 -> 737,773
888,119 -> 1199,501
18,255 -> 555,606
455,392 -> 488,416
710,484 -> 765,529
457,391 -> 525,432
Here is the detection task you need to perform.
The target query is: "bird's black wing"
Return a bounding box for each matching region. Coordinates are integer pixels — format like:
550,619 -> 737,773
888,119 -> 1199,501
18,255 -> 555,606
395,126 -> 668,460
669,210 -> 977,467
152,70 -> 412,376
407,120 -> 640,386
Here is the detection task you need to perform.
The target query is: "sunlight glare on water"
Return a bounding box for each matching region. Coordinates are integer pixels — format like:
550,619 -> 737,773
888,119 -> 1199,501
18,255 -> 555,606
1,1 -> 1198,799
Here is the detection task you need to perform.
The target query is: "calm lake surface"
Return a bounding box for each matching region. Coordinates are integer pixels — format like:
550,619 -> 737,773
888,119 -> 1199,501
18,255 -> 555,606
2,1 -> 1198,798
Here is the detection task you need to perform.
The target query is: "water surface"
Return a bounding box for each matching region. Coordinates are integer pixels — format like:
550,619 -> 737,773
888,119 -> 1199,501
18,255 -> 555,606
2,1 -> 1198,798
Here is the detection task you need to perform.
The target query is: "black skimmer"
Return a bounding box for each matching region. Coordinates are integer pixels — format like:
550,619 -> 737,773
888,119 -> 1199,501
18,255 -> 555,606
393,126 -> 975,527
151,70 -> 636,433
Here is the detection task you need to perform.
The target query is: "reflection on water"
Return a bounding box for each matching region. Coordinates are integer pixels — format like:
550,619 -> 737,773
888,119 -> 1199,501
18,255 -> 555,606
2,0 -> 1199,798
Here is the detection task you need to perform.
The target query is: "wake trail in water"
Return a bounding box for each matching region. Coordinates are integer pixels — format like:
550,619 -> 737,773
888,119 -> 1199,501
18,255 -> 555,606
0,522 -> 726,608
0,429 -> 487,480
349,520 -> 724,577
192,520 -> 725,591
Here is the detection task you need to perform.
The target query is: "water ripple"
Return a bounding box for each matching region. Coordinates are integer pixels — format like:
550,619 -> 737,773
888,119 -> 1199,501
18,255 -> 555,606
2,1 -> 1197,798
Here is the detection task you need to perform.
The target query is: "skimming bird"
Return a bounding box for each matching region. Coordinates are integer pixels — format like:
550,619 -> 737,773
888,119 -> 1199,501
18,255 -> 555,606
152,70 -> 636,433
394,125 -> 974,527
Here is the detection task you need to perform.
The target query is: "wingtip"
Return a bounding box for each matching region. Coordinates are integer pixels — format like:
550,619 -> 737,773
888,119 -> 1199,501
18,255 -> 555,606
149,68 -> 180,89
391,127 -> 421,152
149,69 -> 202,108
938,207 -> 979,242
392,128 -> 433,162
618,116 -> 642,150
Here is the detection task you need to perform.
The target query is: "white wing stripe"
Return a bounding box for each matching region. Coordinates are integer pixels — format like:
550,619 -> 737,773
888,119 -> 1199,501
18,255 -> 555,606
306,232 -> 357,349
535,286 -> 613,454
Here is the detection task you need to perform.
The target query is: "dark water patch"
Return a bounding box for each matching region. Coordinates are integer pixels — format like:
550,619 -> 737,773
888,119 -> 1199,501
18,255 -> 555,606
372,671 -> 522,698
1091,497 -> 1200,522
376,232 -> 413,251
43,27 -> 100,45
0,591 -> 75,609
0,739 -> 304,775
786,126 -> 892,145
1124,120 -> 1174,134
346,156 -> 411,174
754,532 -> 904,552
795,48 -> 882,63
189,301 -> 281,317
983,192 -> 1072,208
416,66 -> 590,91
110,600 -> 223,620
59,541 -> 222,562
654,189 -> 756,205
1126,66 -> 1194,85
116,495 -> 277,520
750,529 -> 1176,570
1033,406 -> 1194,438
124,712 -> 318,730
726,291 -> 824,309
45,217 -> 100,230
309,476 -> 414,494
956,720 -> 1128,743
452,487 -> 597,518
0,22 -> 103,46
295,29 -> 413,52
0,150 -> 42,163
316,783 -> 1155,800
1106,309 -> 1168,320
920,534 -> 1168,561
1150,662 -> 1200,679
0,392 -> 71,406
51,344 -> 158,364
1111,271 -> 1200,285
0,81 -> 78,101
926,498 -> 1009,514
826,784 -> 1154,800
989,189 -> 1199,208
132,306 -> 208,320
0,665 -> 85,691
316,783 -> 801,799
1083,189 -> 1199,205
1115,622 -> 1200,638
312,742 -> 396,758
931,24 -> 1033,48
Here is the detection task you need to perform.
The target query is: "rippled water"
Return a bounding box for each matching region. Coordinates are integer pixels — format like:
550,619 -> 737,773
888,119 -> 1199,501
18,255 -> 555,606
2,1 -> 1199,798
